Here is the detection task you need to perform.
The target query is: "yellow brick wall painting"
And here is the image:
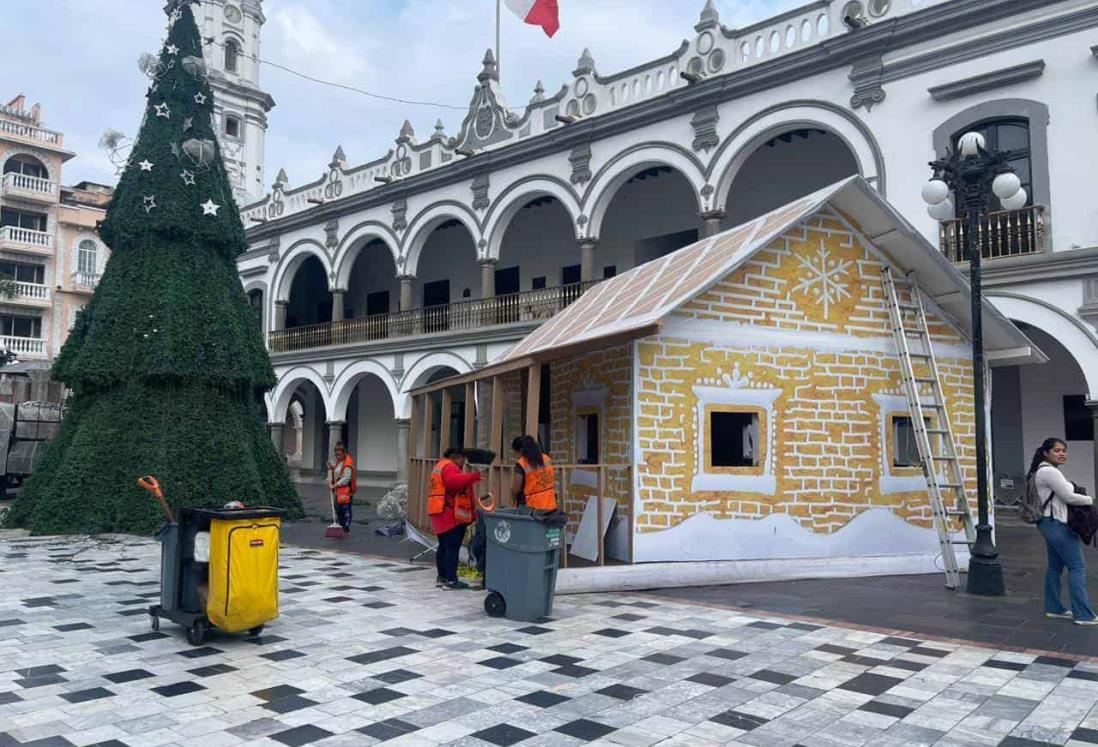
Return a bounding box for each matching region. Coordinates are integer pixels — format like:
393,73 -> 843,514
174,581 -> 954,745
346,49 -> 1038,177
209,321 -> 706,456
548,344 -> 633,542
635,212 -> 978,543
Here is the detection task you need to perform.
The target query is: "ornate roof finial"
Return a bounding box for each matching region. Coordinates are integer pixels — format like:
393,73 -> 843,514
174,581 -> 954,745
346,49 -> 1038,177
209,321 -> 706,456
478,48 -> 499,83
573,48 -> 595,77
696,0 -> 720,32
273,168 -> 288,187
329,146 -> 346,169
433,119 -> 446,140
397,119 -> 415,144
530,80 -> 546,104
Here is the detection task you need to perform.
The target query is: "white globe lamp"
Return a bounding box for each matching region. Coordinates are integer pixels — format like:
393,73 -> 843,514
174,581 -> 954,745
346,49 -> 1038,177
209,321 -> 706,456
958,131 -> 985,157
991,172 -> 1021,200
921,179 -> 950,206
927,198 -> 954,221
1000,188 -> 1027,211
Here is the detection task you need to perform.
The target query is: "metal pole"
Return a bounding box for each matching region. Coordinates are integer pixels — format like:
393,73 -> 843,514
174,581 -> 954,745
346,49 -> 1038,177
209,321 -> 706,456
963,175 -> 1005,596
496,0 -> 502,83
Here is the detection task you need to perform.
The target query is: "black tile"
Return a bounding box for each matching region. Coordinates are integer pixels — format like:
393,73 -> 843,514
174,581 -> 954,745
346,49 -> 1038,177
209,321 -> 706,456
816,644 -> 857,656
678,629 -> 715,640
612,613 -> 645,622
541,654 -> 583,666
688,672 -> 735,688
516,690 -> 571,708
597,684 -> 648,701
251,685 -> 305,701
517,625 -> 552,635
645,626 -> 680,636
888,659 -> 928,672
0,692 -> 21,705
15,738 -> 74,747
375,669 -> 423,684
0,619 -> 25,628
380,627 -> 418,637
839,673 -> 903,696
630,601 -> 660,609
178,646 -> 223,659
362,601 -> 395,609
487,643 -> 528,654
747,621 -> 784,630
359,585 -> 386,592
245,635 -> 288,646
843,654 -> 891,667
270,725 -> 333,746
999,738 -> 1053,747
1034,655 -> 1076,668
128,632 -> 168,643
188,664 -> 237,678
642,653 -> 685,665
711,710 -> 769,731
1070,726 -> 1098,744
104,669 -> 155,684
1068,670 -> 1098,682
478,656 -> 523,670
554,719 -> 616,741
117,609 -> 148,617
15,675 -> 67,689
22,597 -> 58,608
553,664 -> 599,678
706,648 -> 748,661
17,665 -> 66,677
53,623 -> 94,632
879,636 -> 922,648
151,681 -> 205,697
908,646 -> 950,658
471,723 -> 537,746
347,646 -> 417,665
859,700 -> 914,719
84,741 -> 128,747
788,622 -> 824,631
984,659 -> 1028,672
357,719 -> 419,741
61,687 -> 115,704
592,628 -> 631,638
751,669 -> 797,686
261,649 -> 306,662
261,695 -> 318,714
353,687 -> 406,705
322,596 -> 354,603
418,628 -> 455,638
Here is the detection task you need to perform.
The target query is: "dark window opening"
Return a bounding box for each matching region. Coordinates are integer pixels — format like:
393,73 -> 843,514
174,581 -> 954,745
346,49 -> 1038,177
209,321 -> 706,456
1064,395 -> 1094,442
951,119 -> 1032,212
0,207 -> 47,232
0,314 -> 42,338
495,266 -> 520,296
423,279 -> 450,332
893,416 -> 928,468
224,39 -> 240,73
3,156 -> 47,179
578,412 -> 599,465
710,411 -> 758,468
603,265 -> 617,279
561,264 -> 581,286
0,261 -> 44,285
225,116 -> 241,138
366,290 -> 389,317
531,276 -> 546,290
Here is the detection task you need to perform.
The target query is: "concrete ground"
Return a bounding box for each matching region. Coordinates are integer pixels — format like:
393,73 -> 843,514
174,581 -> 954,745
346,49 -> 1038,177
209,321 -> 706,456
5,533 -> 1098,746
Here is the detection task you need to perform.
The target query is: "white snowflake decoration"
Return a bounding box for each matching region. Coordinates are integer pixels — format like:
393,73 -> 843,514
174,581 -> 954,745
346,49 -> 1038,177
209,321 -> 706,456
790,239 -> 853,318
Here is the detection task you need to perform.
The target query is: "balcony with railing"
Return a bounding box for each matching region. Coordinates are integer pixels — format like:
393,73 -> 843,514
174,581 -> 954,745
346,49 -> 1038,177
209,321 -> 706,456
72,272 -> 101,292
1,172 -> 58,203
939,205 -> 1045,263
269,280 -> 598,354
10,282 -> 50,306
0,118 -> 64,148
0,335 -> 46,358
0,226 -> 53,254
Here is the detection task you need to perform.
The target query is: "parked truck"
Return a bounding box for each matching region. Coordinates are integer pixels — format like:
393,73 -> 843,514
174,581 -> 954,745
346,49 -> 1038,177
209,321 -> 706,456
0,401 -> 64,496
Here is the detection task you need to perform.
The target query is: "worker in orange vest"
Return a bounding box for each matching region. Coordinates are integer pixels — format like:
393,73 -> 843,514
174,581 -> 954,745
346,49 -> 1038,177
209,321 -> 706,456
427,447 -> 481,590
511,435 -> 557,512
327,442 -> 356,533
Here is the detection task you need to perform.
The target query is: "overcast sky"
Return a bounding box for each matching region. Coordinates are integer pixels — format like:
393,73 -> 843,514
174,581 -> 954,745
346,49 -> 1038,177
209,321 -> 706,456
8,0 -> 802,192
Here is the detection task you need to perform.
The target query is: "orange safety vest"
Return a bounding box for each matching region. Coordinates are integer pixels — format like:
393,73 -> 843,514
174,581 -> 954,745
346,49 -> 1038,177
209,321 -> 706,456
519,455 -> 557,511
427,458 -> 454,516
334,456 -> 356,505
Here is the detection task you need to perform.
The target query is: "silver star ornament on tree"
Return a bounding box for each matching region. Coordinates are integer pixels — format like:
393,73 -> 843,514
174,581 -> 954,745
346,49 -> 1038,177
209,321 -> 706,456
142,195 -> 157,213
180,170 -> 196,186
193,93 -> 207,105
154,103 -> 170,118
200,199 -> 220,216
138,159 -> 154,172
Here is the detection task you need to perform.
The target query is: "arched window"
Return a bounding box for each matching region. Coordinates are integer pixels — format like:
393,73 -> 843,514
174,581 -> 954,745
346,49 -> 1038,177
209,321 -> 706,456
951,118 -> 1032,211
224,39 -> 240,74
3,155 -> 47,180
247,289 -> 263,328
77,239 -> 98,277
224,115 -> 241,138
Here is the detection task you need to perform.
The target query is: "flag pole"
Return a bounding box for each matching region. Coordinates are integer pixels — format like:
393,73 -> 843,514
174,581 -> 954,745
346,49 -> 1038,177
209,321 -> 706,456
496,0 -> 502,83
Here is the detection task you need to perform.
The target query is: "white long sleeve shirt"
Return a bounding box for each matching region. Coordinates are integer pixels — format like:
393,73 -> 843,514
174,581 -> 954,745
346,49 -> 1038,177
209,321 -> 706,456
1035,462 -> 1093,523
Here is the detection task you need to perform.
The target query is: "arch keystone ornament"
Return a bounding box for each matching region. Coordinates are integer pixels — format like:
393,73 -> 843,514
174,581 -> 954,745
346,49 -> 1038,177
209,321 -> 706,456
3,2 -> 301,535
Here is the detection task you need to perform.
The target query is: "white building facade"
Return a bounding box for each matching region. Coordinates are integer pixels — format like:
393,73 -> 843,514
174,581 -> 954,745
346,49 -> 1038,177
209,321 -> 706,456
236,0 -> 1098,509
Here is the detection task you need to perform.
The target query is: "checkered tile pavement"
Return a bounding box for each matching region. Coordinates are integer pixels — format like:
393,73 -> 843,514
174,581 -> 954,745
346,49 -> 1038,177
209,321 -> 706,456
3,533 -> 1098,746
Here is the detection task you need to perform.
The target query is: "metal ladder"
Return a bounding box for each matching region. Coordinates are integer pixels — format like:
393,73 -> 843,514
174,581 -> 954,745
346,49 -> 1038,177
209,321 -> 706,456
881,267 -> 976,589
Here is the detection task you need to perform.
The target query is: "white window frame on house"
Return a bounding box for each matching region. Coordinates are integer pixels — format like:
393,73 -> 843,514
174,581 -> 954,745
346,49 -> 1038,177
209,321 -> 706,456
872,392 -> 944,493
706,406 -> 763,471
691,376 -> 780,494
77,239 -> 98,277
0,311 -> 43,339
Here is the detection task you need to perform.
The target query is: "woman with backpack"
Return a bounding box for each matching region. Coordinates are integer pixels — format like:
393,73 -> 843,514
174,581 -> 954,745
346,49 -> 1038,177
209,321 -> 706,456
1028,437 -> 1097,625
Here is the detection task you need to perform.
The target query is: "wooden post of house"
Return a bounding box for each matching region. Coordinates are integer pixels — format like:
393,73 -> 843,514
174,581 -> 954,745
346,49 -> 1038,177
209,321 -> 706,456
464,382 -> 476,449
490,376 -> 504,503
597,466 -> 606,566
409,395 -> 420,523
440,388 -> 452,455
524,364 -> 540,439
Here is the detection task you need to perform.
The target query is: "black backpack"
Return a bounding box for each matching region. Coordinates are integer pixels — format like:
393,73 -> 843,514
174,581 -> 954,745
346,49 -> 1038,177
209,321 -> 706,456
1067,484 -> 1098,546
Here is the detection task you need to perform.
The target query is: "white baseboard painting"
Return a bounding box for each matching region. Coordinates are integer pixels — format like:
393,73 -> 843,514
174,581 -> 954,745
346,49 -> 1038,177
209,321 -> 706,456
633,507 -> 961,564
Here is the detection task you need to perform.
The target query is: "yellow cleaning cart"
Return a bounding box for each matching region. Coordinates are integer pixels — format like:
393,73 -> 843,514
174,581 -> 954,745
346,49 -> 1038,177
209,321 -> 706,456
143,478 -> 285,645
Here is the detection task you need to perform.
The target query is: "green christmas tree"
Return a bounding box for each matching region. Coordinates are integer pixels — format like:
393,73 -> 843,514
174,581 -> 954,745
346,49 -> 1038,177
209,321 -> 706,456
6,2 -> 302,534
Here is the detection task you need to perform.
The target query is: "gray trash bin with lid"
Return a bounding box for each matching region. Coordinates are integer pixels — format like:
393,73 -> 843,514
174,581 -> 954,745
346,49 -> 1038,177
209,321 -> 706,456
483,507 -> 565,622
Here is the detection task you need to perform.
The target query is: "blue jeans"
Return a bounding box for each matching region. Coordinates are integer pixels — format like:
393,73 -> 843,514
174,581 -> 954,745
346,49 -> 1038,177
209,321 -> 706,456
335,499 -> 352,532
1038,518 -> 1096,621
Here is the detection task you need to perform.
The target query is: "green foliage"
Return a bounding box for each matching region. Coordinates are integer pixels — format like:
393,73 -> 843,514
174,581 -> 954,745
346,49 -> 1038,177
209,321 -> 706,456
6,4 -> 302,534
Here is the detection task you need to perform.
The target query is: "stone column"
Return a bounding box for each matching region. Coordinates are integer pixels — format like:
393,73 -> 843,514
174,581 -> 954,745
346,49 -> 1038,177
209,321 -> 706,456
27,369 -> 49,402
331,290 -> 345,322
395,418 -> 411,484
273,300 -> 289,330
480,260 -> 497,299
268,423 -> 284,454
399,276 -> 415,311
327,421 -> 345,461
579,238 -> 598,283
699,209 -> 726,238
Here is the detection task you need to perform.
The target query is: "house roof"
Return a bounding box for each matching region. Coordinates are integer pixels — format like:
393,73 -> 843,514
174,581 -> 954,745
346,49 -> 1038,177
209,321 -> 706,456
412,177 -> 1044,395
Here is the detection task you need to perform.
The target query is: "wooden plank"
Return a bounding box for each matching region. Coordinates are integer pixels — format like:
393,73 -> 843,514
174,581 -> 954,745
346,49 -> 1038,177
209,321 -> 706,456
597,467 -> 606,567
524,364 -> 540,438
440,389 -> 452,454
409,396 -> 420,461
464,382 -> 476,448
421,392 -> 433,460
490,376 -> 504,501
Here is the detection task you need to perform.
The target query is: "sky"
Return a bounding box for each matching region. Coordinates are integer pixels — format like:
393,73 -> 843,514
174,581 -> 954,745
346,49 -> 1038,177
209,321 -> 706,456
6,0 -> 804,193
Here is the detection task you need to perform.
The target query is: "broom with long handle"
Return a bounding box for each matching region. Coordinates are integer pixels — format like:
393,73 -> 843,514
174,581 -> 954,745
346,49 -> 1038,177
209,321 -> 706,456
324,463 -> 347,539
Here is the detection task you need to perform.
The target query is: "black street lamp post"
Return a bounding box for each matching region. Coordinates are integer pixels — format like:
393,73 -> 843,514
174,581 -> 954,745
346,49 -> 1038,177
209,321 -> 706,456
922,131 -> 1027,597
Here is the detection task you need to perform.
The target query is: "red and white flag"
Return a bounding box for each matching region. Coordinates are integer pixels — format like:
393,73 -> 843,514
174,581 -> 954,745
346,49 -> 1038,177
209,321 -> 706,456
504,0 -> 560,38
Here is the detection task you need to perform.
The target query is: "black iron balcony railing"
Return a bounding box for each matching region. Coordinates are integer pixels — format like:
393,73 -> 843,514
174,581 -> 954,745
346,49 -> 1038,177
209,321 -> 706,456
939,204 -> 1045,263
269,279 -> 599,353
